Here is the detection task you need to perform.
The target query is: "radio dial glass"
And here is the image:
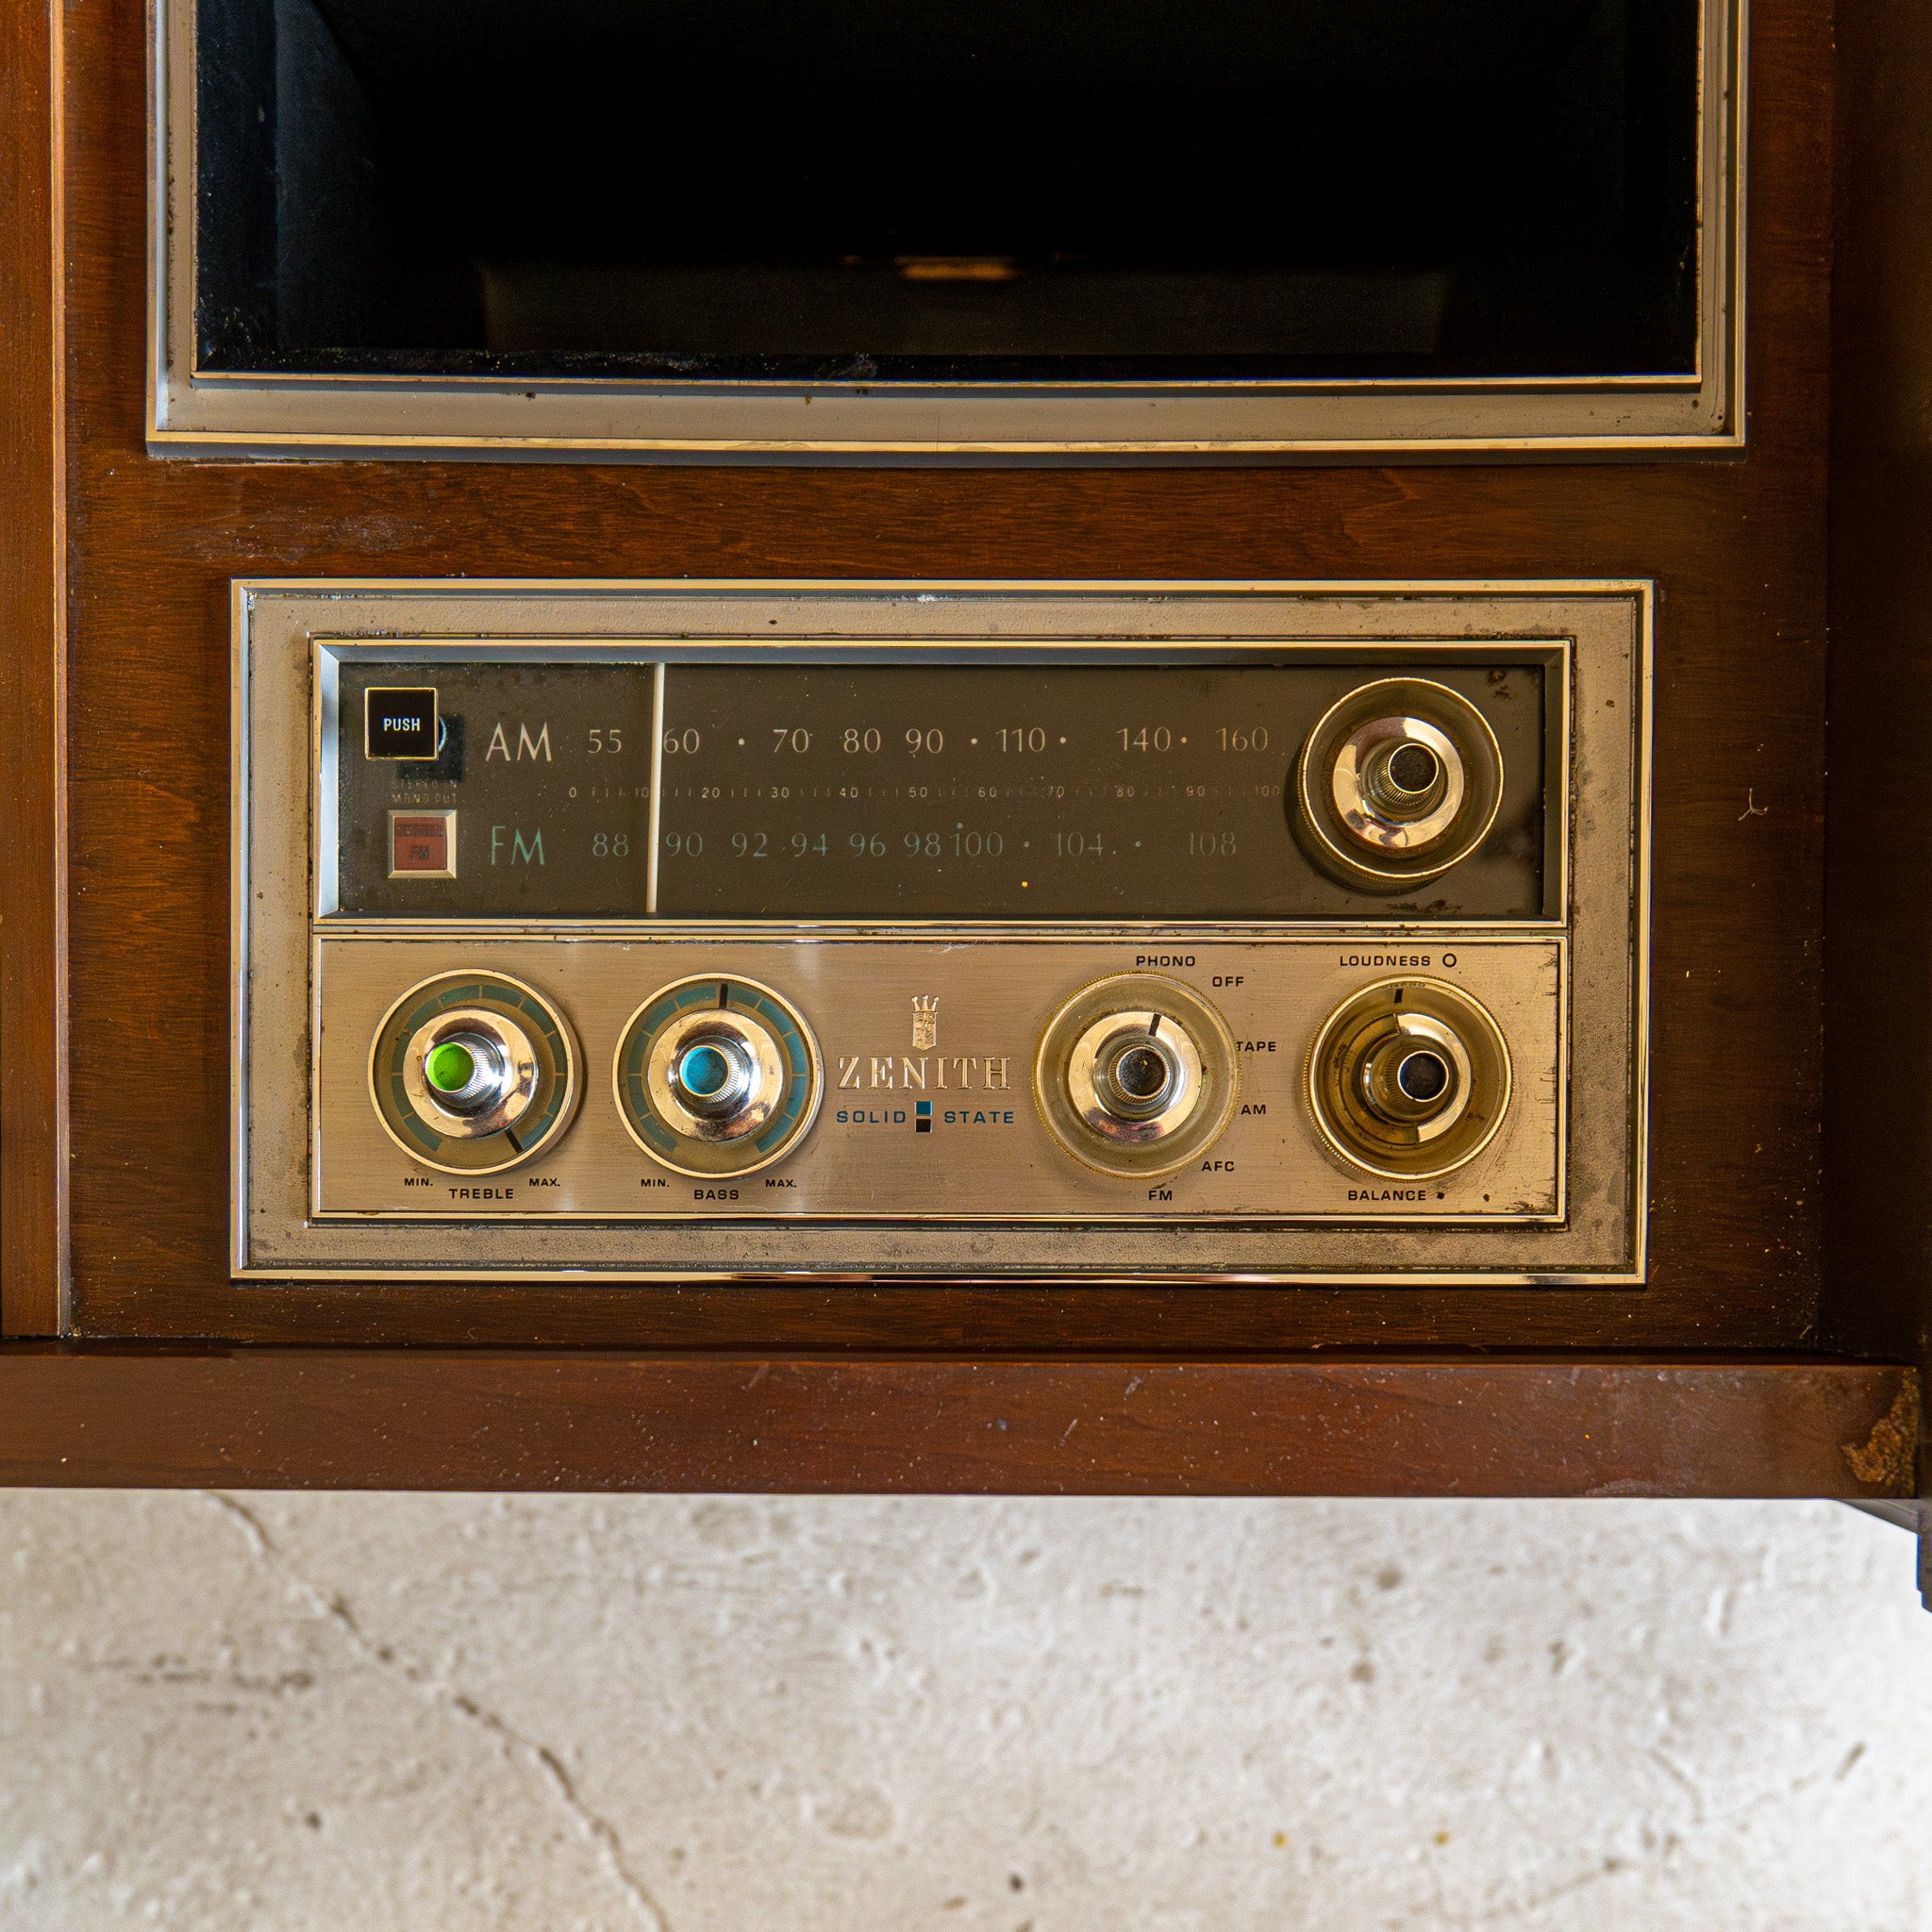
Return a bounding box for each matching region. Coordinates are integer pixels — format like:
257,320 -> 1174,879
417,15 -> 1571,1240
335,659 -> 1546,922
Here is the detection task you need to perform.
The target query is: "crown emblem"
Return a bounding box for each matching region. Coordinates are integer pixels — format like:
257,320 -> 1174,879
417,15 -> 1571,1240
910,994 -> 939,1050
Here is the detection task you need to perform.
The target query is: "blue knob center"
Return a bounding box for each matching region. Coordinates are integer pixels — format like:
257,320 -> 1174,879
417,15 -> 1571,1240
679,1043 -> 734,1098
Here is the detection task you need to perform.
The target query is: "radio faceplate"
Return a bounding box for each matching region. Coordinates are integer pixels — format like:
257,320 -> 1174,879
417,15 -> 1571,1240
235,580 -> 1649,1282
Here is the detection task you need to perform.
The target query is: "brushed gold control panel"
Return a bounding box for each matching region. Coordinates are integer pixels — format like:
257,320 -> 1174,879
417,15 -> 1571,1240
233,580 -> 1648,1282
314,935 -> 1561,1224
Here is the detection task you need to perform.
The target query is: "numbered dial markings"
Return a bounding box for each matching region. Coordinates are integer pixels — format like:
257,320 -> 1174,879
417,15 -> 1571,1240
337,659 -> 1545,918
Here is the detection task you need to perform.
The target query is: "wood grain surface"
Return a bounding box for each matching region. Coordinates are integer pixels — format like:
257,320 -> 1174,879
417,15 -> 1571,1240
46,0 -> 1832,1356
0,1350 -> 1912,1497
0,0 -> 66,1336
1821,0 -> 1932,1389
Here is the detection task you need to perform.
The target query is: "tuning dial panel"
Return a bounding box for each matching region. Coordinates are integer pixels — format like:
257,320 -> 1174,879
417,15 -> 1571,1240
1033,974 -> 1240,1177
613,975 -> 822,1177
368,971 -> 579,1174
1295,677 -> 1506,891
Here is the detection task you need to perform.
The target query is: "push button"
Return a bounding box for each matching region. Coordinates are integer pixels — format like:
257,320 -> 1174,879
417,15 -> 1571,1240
388,809 -> 457,878
365,687 -> 440,759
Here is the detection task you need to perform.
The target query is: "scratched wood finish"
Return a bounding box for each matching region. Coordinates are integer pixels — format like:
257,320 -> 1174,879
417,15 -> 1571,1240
0,1353 -> 1912,1496
54,0 -> 1829,1352
0,0 -> 66,1337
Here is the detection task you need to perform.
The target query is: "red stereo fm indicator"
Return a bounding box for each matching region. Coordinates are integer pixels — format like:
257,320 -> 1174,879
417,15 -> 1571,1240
388,809 -> 458,880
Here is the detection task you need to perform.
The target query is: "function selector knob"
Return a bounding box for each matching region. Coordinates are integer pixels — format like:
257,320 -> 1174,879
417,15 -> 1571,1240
1069,1012 -> 1205,1144
1307,976 -> 1512,1180
614,976 -> 822,1178
1294,677 -> 1505,892
1034,973 -> 1239,1178
370,971 -> 580,1174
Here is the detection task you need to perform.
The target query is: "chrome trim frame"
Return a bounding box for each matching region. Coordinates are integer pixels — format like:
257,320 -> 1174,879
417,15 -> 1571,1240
152,0 -> 1745,462
231,578 -> 1650,1283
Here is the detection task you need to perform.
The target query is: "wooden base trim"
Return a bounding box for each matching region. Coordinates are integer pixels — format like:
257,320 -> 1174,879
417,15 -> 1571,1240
0,1351 -> 1913,1497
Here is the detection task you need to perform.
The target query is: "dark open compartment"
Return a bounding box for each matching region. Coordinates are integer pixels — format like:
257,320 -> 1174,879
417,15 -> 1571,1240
195,0 -> 1701,383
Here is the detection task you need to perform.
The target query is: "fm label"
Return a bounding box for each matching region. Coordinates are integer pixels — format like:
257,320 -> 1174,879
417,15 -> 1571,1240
490,825 -> 545,865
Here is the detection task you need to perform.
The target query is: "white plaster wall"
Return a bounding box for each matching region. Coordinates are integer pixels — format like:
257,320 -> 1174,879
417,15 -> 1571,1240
0,1494 -> 1926,1929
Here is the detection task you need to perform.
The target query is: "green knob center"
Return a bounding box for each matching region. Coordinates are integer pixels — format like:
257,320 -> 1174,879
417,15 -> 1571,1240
425,1041 -> 477,1093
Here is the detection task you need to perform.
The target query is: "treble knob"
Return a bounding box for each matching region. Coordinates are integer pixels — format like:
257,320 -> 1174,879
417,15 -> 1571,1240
370,971 -> 579,1174
420,1031 -> 520,1119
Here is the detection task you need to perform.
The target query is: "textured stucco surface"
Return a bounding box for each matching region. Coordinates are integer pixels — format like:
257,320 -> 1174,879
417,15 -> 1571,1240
0,1493 -> 1926,1929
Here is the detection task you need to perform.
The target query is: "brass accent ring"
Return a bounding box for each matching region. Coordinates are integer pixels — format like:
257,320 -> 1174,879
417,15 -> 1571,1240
1296,677 -> 1505,891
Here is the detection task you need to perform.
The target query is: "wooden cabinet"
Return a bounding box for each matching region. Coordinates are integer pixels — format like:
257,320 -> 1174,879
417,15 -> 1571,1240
0,0 -> 1919,1498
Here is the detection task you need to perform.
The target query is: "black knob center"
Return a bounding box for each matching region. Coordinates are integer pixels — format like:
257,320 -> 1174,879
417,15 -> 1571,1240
1387,742 -> 1441,796
1395,1048 -> 1450,1104
1113,1044 -> 1171,1102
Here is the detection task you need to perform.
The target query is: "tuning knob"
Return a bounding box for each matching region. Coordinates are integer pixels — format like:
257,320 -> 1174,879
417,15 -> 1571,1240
1295,677 -> 1505,891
